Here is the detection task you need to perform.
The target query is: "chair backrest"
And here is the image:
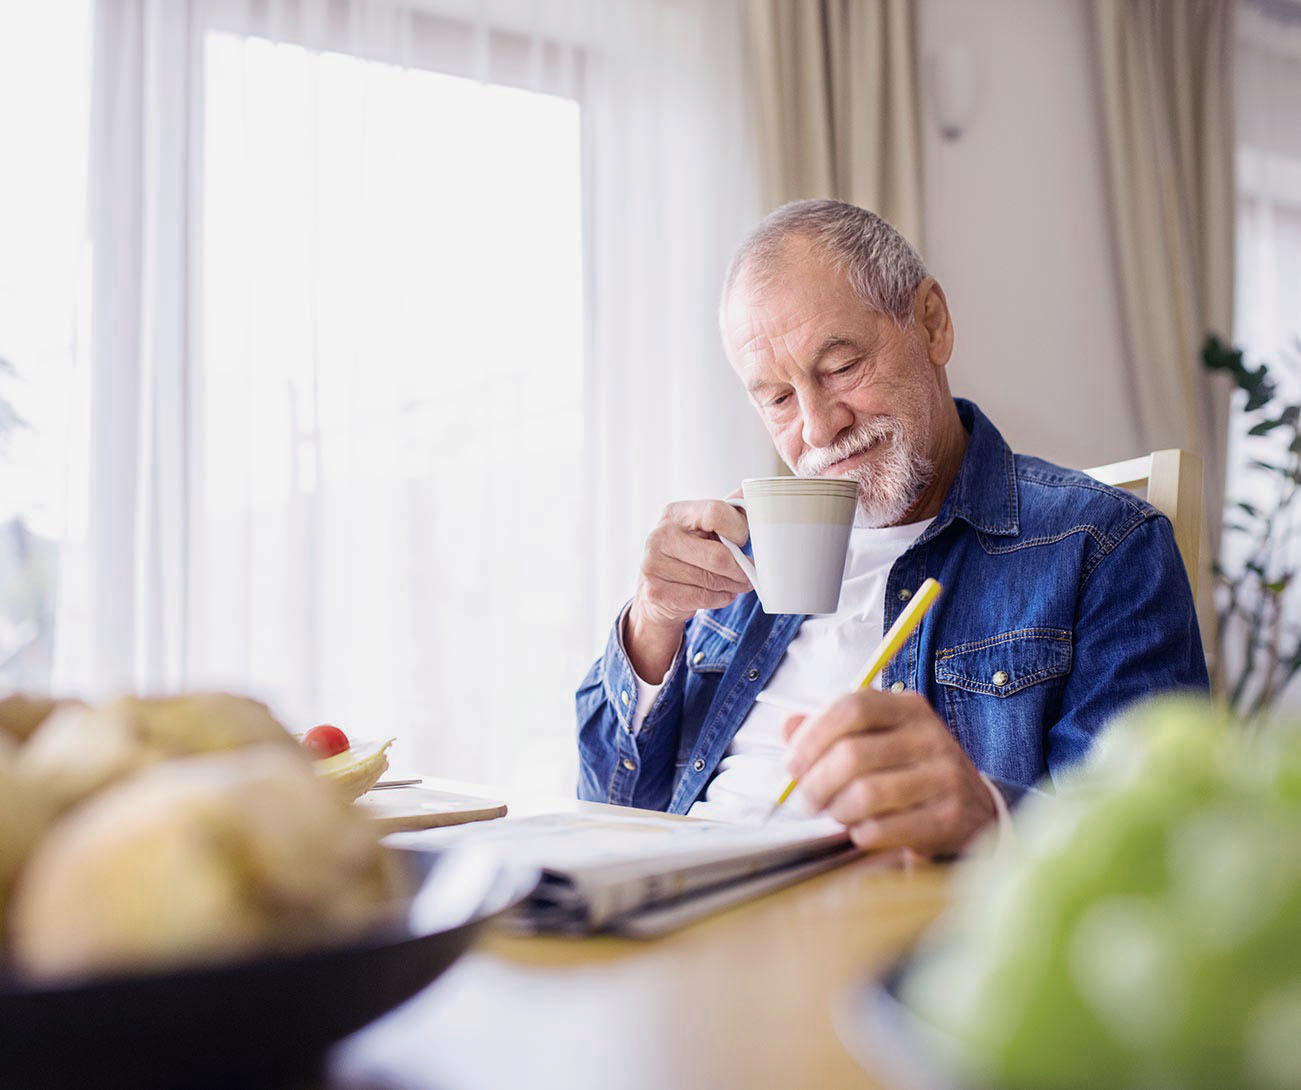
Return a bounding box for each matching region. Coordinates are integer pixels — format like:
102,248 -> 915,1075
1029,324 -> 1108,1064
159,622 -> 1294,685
1085,449 -> 1203,596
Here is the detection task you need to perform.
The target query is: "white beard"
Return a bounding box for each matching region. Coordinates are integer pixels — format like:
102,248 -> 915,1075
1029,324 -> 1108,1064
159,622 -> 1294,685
794,417 -> 934,527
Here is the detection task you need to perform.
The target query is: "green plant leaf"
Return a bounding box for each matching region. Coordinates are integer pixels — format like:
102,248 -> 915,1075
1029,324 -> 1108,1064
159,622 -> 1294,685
1201,333 -> 1244,375
1244,375 -> 1277,411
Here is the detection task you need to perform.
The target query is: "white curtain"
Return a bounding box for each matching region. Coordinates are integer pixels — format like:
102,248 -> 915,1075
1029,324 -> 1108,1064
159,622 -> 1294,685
0,5 -> 92,693
1235,1 -> 1301,368
57,0 -> 769,793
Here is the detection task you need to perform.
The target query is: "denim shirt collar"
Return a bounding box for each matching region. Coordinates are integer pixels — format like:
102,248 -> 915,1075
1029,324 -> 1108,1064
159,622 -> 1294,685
918,398 -> 1020,544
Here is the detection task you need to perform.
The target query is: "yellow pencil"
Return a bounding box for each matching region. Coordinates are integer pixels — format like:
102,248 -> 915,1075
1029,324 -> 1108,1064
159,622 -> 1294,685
763,577 -> 944,822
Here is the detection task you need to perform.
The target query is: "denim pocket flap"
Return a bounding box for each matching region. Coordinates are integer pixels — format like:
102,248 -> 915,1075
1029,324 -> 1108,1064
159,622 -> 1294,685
688,615 -> 738,674
935,628 -> 1072,696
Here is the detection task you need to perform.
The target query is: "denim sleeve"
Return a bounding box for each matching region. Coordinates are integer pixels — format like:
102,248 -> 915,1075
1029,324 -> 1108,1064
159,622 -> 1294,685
1048,514 -> 1210,781
576,602 -> 688,809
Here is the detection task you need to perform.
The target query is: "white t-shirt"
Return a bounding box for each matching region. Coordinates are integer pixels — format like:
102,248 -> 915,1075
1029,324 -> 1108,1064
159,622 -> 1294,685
686,518 -> 933,822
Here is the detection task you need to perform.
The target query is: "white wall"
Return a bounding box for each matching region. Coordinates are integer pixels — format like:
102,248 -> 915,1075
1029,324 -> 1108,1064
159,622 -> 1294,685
917,0 -> 1141,470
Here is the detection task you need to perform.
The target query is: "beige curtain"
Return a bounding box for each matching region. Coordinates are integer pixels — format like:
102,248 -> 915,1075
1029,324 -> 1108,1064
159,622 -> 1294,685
744,0 -> 922,245
1092,0 -> 1236,655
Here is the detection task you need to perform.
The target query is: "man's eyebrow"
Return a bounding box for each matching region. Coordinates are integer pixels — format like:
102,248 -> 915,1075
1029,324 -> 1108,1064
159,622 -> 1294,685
811,335 -> 861,367
743,335 -> 867,394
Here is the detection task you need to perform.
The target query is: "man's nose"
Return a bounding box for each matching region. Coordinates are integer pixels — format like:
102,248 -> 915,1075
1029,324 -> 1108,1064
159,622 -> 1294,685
800,391 -> 854,450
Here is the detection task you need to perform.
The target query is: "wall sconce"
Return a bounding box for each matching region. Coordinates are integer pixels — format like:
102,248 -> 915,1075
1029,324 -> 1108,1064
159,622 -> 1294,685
928,44 -> 977,141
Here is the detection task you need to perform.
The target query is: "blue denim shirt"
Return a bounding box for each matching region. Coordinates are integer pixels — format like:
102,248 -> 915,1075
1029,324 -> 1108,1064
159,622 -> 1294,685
576,399 -> 1209,812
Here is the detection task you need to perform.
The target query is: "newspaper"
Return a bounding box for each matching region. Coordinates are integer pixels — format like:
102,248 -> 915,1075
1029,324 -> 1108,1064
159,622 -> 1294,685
396,811 -> 859,935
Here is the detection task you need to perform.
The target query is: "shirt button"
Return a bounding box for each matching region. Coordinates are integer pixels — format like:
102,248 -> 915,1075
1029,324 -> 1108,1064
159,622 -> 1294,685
692,651 -> 705,665
693,758 -> 706,772
620,690 -> 630,706
992,670 -> 1009,686
890,681 -> 906,693
622,758 -> 637,772
897,588 -> 913,602
746,668 -> 760,681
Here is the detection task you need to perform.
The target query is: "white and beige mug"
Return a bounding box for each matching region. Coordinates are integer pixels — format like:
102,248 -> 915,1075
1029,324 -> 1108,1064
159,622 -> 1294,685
716,477 -> 859,614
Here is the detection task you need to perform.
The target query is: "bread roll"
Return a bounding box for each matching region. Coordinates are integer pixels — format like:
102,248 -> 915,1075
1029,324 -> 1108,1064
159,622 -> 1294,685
9,745 -> 405,979
0,694 -> 69,742
17,692 -> 304,812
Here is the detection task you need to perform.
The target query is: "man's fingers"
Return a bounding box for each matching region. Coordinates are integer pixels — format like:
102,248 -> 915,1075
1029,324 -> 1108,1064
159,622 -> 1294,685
639,576 -> 742,619
781,713 -> 806,743
846,794 -> 966,856
785,689 -> 920,781
823,763 -> 940,828
795,730 -> 926,814
659,532 -> 753,590
662,499 -> 750,549
646,552 -> 750,596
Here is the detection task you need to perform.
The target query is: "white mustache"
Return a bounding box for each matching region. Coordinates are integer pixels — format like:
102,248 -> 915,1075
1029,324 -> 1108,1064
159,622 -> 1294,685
796,418 -> 899,476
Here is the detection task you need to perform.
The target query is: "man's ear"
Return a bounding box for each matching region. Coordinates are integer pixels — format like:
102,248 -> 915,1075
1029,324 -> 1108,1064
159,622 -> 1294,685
912,276 -> 954,368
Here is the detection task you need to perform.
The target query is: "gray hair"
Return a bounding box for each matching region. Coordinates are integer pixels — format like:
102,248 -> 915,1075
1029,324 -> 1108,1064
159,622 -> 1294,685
721,199 -> 929,327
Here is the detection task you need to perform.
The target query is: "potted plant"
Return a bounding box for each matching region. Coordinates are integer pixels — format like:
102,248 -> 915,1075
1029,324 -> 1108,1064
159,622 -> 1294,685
1204,333 -> 1301,716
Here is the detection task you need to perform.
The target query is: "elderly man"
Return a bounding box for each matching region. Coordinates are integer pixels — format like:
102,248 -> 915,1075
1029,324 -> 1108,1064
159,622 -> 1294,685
576,199 -> 1208,855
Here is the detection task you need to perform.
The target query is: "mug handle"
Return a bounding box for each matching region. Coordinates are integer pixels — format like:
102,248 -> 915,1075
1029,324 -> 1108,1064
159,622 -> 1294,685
715,498 -> 760,593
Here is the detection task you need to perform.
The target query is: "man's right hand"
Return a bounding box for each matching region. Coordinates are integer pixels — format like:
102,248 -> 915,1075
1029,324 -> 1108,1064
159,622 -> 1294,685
624,499 -> 753,683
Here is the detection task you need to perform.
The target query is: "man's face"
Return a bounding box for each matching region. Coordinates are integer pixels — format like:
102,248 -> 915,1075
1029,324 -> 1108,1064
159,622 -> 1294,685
722,240 -> 944,527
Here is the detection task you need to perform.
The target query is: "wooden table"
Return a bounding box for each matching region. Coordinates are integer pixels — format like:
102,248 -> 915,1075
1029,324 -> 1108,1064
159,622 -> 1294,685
325,781 -> 953,1090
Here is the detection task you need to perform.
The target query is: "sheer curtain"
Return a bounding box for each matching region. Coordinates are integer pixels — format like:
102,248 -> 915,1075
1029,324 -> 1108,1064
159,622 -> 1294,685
0,4 -> 92,693
60,0 -> 768,793
1235,1 -> 1301,366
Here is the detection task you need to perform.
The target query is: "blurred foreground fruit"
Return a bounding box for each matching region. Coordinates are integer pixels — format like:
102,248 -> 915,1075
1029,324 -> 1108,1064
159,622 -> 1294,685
17,693 -> 301,811
902,696 -> 1301,1090
0,695 -> 71,742
8,745 -> 405,979
0,693 -> 408,977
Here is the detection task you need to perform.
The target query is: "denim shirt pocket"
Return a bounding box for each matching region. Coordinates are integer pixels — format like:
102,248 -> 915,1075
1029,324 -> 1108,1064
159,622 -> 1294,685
934,628 -> 1073,784
687,614 -> 740,675
675,613 -> 741,773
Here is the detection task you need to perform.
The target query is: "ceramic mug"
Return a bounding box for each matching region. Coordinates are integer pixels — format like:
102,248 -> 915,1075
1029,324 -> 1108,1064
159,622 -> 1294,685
715,477 -> 859,614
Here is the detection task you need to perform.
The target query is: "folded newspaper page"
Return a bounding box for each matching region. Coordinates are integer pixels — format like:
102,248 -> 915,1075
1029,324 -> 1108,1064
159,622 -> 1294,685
405,811 -> 858,934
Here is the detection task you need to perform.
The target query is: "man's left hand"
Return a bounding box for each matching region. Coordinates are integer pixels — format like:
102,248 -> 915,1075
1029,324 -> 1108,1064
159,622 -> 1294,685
782,690 -> 996,857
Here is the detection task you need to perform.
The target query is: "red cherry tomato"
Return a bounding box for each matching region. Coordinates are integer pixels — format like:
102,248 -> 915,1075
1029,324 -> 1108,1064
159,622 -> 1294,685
302,724 -> 350,758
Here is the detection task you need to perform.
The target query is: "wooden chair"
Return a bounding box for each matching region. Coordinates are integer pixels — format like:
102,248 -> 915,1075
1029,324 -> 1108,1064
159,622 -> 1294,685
1085,449 -> 1203,597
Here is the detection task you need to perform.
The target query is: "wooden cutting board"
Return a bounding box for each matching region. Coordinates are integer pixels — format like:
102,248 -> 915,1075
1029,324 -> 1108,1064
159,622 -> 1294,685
357,785 -> 508,833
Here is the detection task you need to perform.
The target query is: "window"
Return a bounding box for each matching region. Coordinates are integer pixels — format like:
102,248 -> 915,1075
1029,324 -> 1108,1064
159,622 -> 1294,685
1235,7 -> 1301,376
0,2 -> 92,691
198,29 -> 584,788
1222,1 -> 1301,708
2,0 -> 761,793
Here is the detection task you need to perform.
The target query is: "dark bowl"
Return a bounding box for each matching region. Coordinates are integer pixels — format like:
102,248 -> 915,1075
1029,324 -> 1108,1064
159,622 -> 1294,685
0,847 -> 538,1090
